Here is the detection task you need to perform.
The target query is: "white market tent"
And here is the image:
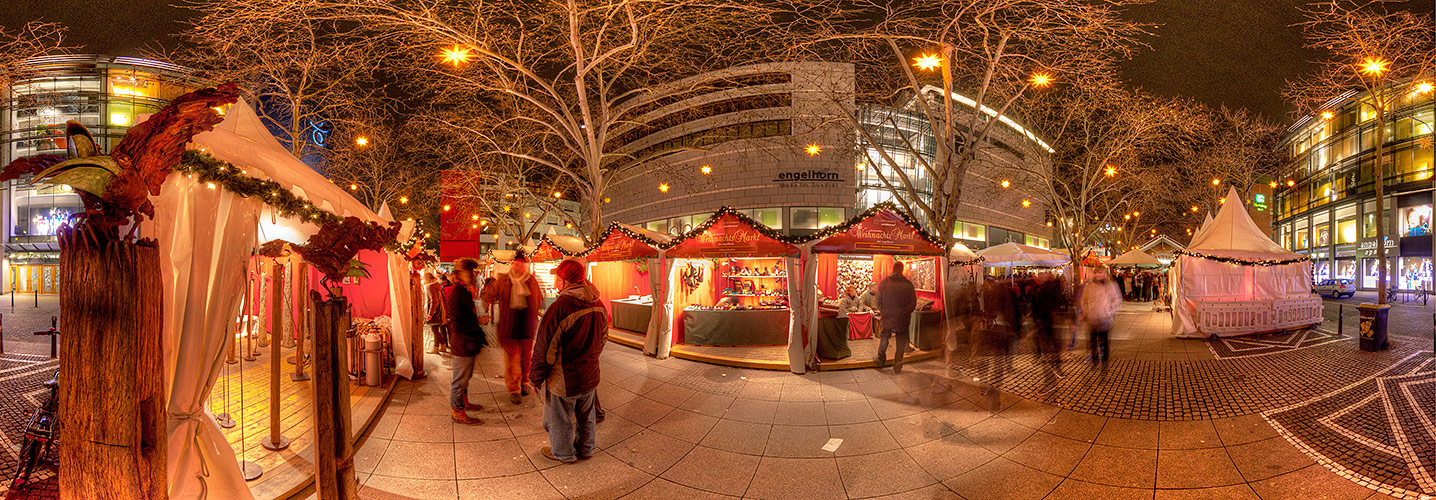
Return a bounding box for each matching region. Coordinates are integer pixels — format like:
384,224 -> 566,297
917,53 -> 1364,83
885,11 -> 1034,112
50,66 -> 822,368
154,99 -> 416,499
1108,249 -> 1164,268
949,242 -> 980,263
977,241 -> 1068,268
1170,187 -> 1321,338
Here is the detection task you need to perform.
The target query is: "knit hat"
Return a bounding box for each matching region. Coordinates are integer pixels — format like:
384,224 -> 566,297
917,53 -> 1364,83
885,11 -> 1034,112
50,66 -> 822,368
513,248 -> 529,262
553,258 -> 586,284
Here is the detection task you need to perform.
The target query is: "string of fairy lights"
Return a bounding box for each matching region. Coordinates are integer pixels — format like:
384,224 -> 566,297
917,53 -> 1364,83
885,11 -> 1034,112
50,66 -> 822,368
1173,249 -> 1312,267
176,150 -> 419,254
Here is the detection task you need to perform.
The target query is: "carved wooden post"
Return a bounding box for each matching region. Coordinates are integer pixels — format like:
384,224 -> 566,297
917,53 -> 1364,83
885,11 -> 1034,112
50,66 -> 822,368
292,261 -> 311,381
311,290 -> 358,499
262,258 -> 290,451
57,228 -> 166,500
409,267 -> 425,377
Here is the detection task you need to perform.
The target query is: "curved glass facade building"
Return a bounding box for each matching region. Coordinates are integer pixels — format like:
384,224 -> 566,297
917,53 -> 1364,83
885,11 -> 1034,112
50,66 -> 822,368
0,55 -> 206,292
1274,84 -> 1434,291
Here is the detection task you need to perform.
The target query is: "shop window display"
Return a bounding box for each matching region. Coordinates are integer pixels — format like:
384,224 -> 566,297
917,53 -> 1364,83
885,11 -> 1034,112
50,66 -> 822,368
1400,205 -> 1430,237
1335,259 -> 1356,281
1312,261 -> 1331,283
1398,257 -> 1431,291
1362,258 -> 1394,290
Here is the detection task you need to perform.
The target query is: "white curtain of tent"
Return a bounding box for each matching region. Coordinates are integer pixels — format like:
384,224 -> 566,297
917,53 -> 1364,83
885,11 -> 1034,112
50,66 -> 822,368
384,217 -> 418,378
643,254 -> 672,358
785,254 -> 810,374
155,175 -> 261,500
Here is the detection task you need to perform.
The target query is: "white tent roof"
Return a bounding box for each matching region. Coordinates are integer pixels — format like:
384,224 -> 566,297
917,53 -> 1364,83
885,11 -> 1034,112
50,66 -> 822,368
976,241 -> 1067,267
189,99 -> 383,245
1108,249 -> 1163,267
1186,186 -> 1299,260
1140,234 -> 1185,253
1193,212 -> 1214,240
949,242 -> 979,262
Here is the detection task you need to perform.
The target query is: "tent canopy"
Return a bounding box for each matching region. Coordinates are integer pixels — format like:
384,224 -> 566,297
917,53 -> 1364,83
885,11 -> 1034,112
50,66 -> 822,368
949,242 -> 980,264
977,242 -> 1067,267
190,99 -> 383,246
581,222 -> 672,262
1108,249 -> 1163,268
1187,187 -> 1300,261
530,234 -> 587,262
664,207 -> 799,258
806,202 -> 944,255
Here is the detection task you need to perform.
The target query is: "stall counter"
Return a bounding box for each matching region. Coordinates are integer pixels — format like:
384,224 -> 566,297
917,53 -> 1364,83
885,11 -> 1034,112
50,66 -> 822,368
611,297 -> 653,333
682,308 -> 789,346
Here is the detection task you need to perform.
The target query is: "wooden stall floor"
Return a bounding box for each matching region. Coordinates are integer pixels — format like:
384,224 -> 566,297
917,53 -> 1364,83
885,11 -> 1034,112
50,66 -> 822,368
206,345 -> 396,500
606,328 -> 939,371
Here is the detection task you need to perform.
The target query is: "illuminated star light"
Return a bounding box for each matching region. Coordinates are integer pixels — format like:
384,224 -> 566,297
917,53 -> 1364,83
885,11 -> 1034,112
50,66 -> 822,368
1417,81 -> 1434,94
1360,58 -> 1388,75
1029,72 -> 1053,88
912,54 -> 943,71
659,183 -> 670,193
804,144 -> 822,157
441,45 -> 474,67
1104,166 -> 1117,177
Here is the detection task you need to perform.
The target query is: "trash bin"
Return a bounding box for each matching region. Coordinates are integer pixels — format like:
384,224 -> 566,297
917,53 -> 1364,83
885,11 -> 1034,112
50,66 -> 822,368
1358,303 -> 1389,351
363,332 -> 384,386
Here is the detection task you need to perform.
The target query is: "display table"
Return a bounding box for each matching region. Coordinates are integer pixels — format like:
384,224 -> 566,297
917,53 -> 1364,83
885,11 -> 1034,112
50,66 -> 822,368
611,298 -> 653,333
817,317 -> 850,359
682,309 -> 790,346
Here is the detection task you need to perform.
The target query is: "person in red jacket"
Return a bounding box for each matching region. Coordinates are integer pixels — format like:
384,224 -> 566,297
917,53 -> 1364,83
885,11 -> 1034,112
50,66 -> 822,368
480,250 -> 543,405
531,258 -> 608,463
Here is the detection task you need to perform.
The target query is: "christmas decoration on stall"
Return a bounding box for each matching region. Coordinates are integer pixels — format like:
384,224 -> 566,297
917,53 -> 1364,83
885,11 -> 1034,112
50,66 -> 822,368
294,216 -> 402,295
575,222 -> 670,259
660,205 -> 806,250
679,261 -> 705,292
797,201 -> 944,251
949,256 -> 984,267
1173,249 -> 1311,267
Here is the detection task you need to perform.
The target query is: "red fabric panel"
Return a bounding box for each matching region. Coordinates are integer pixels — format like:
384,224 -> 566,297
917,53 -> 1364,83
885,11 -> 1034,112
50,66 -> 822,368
848,311 -> 874,340
589,261 -> 648,312
815,254 -> 839,298
308,249 -> 391,319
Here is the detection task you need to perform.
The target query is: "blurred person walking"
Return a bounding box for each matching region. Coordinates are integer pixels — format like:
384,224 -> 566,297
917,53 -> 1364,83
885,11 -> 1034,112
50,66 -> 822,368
1080,271 -> 1121,365
532,259 -> 609,463
445,259 -> 488,425
424,270 -> 449,355
481,251 -> 543,405
975,276 -> 1018,412
1030,271 -> 1065,394
874,261 -> 918,373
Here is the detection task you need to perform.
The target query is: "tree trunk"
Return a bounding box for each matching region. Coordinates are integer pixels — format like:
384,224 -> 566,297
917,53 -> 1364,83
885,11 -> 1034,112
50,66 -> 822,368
57,227 -> 166,500
310,291 -> 358,500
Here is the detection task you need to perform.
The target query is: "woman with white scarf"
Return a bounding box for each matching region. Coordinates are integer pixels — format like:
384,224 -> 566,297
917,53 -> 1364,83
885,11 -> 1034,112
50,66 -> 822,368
480,251 -> 544,404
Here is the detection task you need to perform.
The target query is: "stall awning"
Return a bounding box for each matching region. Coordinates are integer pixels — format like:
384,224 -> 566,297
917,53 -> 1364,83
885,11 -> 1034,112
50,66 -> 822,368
663,207 -> 799,258
804,203 -> 944,256
579,223 -> 672,262
977,241 -> 1068,267
1108,249 -> 1163,268
530,234 -> 587,262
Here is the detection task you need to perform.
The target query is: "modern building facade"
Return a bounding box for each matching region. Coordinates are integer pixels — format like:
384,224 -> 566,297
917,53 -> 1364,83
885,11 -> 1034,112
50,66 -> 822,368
601,62 -> 1051,247
1274,84 -> 1434,291
0,55 -> 207,293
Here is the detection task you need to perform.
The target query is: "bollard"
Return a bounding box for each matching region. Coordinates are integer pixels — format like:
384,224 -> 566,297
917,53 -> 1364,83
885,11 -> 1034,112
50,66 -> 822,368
363,332 -> 383,387
0,313 -> 4,355
1338,304 -> 1343,337
33,316 -> 58,359
34,287 -> 38,307
261,260 -> 290,451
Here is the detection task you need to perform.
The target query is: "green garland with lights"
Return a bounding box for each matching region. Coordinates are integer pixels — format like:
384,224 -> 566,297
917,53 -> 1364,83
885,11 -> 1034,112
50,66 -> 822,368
573,222 -> 672,259
662,206 -> 806,253
176,149 -> 412,253
1174,249 -> 1311,267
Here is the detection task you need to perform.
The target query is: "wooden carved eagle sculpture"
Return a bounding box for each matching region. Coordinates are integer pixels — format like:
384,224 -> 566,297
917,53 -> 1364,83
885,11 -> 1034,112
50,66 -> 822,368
0,83 -> 241,241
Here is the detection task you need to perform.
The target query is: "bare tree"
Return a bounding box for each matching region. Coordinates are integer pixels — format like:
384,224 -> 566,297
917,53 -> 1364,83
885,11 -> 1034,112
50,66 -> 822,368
304,0 -> 781,241
996,82 -> 1192,256
323,113 -> 435,215
1287,0 -> 1435,304
437,160 -> 582,248
168,0 -> 385,161
0,21 -> 66,87
793,0 -> 1150,249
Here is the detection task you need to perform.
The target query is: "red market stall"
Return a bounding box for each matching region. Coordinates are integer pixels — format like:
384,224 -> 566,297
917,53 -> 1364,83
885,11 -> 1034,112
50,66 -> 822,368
566,223 -> 673,354
659,207 -> 803,363
801,203 -> 946,367
520,234 -> 587,307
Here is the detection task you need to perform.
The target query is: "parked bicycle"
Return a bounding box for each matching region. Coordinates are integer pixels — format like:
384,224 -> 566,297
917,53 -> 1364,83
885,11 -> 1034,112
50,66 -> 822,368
11,371 -> 59,491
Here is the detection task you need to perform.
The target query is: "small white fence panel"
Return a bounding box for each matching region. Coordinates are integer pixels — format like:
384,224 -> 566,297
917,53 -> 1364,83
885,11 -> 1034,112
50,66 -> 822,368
1196,296 -> 1323,336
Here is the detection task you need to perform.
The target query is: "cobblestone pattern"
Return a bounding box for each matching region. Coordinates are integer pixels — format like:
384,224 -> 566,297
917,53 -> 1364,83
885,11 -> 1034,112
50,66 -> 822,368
0,353 -> 61,499
1264,352 -> 1435,499
947,338 -> 1424,421
1205,327 -> 1349,359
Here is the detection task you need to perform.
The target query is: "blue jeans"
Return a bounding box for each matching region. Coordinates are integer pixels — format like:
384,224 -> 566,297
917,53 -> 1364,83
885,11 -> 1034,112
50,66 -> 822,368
449,355 -> 477,409
542,389 -> 597,462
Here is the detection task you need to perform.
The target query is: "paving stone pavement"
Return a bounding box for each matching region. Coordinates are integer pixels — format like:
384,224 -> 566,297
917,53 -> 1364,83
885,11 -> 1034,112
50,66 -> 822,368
0,353 -> 60,500
339,303 -> 1434,500
0,295 -> 62,359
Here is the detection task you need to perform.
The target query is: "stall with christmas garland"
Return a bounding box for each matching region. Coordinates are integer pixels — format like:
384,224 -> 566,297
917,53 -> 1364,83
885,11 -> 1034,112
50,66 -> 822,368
801,202 -> 947,367
1171,187 -> 1322,338
659,207 -> 803,365
522,233 -> 587,307
568,223 -> 672,353
0,88 -> 419,500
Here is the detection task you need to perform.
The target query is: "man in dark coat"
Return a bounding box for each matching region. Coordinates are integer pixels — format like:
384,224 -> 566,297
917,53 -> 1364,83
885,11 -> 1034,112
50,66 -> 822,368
874,260 -> 918,373
531,259 -> 609,463
1029,271 -> 1065,393
445,258 -> 488,425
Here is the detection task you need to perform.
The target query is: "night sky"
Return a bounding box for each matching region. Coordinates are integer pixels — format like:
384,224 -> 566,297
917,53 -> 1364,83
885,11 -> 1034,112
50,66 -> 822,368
5,0 -> 1433,123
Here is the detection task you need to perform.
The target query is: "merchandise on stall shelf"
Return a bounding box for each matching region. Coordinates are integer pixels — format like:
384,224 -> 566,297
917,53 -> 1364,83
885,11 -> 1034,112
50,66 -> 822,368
837,258 -> 874,294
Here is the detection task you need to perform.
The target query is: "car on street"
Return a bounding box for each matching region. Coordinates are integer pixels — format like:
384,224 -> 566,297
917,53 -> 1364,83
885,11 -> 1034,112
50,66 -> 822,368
1313,278 -> 1356,298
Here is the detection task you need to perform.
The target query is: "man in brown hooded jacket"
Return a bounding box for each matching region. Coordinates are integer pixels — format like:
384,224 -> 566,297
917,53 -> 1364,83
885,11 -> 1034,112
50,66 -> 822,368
531,258 -> 608,463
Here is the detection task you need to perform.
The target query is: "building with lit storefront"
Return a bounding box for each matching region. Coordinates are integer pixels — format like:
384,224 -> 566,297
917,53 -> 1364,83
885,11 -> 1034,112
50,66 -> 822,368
601,62 -> 1052,248
1,55 -> 208,293
1274,83 -> 1434,291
